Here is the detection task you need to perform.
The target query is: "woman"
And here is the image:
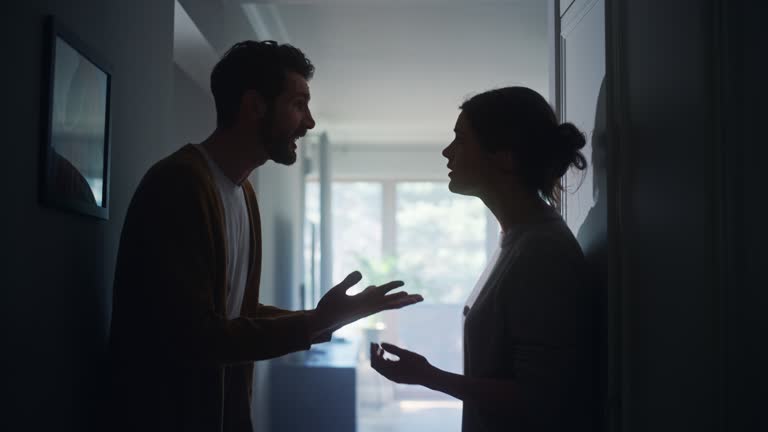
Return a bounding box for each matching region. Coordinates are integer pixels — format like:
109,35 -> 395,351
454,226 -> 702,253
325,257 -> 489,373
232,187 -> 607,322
371,87 -> 596,432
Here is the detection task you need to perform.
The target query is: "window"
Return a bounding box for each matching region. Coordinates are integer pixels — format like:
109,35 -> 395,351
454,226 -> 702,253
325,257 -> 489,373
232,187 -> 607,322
332,182 -> 383,293
396,182 -> 486,304
304,180 -> 486,305
304,179 -> 489,431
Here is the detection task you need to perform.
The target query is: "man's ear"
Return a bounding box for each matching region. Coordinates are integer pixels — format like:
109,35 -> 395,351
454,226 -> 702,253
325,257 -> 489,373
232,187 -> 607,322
241,90 -> 267,119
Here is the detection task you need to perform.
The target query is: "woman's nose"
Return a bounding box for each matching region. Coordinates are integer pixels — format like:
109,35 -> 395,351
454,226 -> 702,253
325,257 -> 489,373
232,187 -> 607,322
442,142 -> 453,159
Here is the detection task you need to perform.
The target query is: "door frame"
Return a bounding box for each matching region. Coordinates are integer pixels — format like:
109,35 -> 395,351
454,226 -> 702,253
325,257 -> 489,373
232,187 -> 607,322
548,1 -> 625,430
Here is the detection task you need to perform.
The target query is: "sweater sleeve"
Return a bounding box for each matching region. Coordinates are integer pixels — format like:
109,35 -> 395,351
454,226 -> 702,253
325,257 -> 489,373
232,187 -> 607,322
121,161 -> 312,366
252,306 -> 336,344
251,304 -> 303,318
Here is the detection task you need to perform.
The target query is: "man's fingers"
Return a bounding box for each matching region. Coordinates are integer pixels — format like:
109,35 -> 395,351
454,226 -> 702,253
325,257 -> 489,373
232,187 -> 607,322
373,280 -> 405,295
331,271 -> 363,292
384,291 -> 409,301
381,294 -> 423,310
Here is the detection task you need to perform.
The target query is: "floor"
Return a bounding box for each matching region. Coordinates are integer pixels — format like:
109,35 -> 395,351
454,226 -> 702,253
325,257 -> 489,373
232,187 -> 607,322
357,359 -> 462,432
358,400 -> 462,432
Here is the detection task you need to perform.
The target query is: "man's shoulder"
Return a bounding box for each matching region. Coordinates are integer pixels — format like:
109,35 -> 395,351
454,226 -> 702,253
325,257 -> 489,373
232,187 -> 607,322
140,145 -> 210,189
126,144 -> 215,212
148,144 -> 206,177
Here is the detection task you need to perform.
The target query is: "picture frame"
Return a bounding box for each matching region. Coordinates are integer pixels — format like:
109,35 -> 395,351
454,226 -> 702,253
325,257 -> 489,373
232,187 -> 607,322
40,16 -> 112,220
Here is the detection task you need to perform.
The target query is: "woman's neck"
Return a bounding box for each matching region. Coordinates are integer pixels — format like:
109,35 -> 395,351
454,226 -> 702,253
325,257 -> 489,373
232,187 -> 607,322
480,182 -> 552,233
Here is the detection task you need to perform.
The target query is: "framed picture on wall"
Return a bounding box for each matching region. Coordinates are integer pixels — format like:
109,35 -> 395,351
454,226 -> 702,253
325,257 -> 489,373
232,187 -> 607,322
40,16 -> 112,220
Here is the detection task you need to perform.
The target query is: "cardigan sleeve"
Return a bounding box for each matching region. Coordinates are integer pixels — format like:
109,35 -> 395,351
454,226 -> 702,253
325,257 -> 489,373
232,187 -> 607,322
122,160 -> 312,366
251,304 -> 304,318
250,305 -> 333,344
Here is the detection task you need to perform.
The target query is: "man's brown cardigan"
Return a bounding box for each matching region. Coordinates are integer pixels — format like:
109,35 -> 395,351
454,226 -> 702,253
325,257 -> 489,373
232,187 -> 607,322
109,145 -> 312,431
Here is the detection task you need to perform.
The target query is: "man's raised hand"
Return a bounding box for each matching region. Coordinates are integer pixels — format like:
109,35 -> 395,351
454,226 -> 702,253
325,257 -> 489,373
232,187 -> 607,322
308,271 -> 423,340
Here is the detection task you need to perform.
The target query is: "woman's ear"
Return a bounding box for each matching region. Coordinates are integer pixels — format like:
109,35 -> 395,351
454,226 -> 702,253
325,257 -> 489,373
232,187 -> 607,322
492,149 -> 518,173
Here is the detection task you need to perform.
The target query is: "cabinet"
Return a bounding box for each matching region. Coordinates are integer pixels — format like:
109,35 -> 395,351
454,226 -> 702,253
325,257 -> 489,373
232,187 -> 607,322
270,341 -> 358,432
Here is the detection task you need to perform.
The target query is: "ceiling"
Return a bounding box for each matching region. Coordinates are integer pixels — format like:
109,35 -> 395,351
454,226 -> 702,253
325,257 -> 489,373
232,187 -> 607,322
175,0 -> 549,146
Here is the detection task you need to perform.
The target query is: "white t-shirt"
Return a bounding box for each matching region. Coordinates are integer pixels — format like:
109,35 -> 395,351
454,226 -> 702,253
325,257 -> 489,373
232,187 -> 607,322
195,145 -> 251,320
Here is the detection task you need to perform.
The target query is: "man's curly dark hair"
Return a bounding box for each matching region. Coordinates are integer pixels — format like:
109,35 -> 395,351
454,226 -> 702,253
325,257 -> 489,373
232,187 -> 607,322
210,40 -> 314,129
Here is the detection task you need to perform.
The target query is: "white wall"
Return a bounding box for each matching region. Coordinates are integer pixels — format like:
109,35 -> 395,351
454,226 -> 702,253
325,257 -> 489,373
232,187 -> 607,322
249,157 -> 306,432
172,64 -> 215,147
252,161 -> 306,310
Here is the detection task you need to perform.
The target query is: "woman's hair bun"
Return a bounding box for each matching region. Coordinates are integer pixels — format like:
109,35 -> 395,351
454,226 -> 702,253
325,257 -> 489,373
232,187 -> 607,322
553,122 -> 588,173
459,86 -> 589,204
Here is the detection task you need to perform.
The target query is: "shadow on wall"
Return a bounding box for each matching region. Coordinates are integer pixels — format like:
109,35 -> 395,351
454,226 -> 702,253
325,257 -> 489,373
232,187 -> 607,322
575,77 -> 612,432
577,78 -> 608,272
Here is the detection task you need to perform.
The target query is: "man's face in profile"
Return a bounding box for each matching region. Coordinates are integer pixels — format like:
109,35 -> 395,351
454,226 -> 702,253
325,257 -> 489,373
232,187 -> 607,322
263,72 -> 316,165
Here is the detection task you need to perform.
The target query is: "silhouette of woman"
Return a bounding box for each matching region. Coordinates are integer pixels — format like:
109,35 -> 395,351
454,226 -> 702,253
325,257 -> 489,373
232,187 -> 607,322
371,87 -> 596,432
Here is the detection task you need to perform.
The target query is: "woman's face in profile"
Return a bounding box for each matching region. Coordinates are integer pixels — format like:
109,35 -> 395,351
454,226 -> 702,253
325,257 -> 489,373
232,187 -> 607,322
442,112 -> 492,197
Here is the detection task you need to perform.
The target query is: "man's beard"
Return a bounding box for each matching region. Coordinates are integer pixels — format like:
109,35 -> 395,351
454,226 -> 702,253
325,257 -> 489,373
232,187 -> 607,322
261,109 -> 299,166
265,132 -> 297,166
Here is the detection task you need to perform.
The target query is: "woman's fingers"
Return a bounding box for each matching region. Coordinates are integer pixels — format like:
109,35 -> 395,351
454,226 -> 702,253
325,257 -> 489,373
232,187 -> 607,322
371,343 -> 391,368
370,342 -> 378,362
380,342 -> 410,357
371,343 -> 397,378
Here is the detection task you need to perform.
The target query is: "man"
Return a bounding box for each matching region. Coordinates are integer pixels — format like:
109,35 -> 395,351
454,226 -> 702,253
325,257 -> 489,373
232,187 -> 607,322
109,40 -> 422,432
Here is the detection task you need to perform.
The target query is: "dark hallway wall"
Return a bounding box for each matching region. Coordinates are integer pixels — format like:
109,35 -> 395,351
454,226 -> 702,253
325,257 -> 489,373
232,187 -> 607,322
616,1 -> 723,430
722,1 -> 768,430
614,1 -> 768,431
0,1 -> 175,430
